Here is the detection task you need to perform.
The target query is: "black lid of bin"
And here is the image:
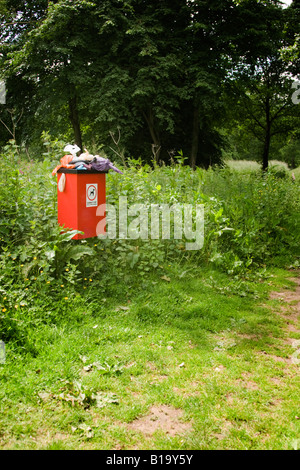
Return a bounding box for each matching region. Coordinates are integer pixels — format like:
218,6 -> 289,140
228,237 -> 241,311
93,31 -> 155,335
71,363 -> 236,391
57,168 -> 108,174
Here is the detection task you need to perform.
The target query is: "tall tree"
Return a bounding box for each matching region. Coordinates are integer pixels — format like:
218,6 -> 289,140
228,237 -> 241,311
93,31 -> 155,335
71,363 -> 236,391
180,0 -> 240,168
0,0 -> 49,144
224,0 -> 299,170
1,0 -> 298,169
1,0 -> 99,149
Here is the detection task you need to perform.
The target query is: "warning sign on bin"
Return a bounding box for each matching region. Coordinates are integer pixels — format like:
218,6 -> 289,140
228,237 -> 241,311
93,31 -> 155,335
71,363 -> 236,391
86,184 -> 98,207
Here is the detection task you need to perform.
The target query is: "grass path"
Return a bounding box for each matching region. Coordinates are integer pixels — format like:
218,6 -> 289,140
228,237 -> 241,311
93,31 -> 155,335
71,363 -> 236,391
0,267 -> 299,450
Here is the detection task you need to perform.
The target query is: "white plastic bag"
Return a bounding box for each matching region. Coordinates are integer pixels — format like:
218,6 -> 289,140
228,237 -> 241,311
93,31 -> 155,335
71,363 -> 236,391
58,173 -> 66,192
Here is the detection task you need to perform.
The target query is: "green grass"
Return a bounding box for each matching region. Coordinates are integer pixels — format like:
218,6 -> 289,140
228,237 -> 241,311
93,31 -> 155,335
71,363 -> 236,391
0,265 -> 299,450
293,166 -> 300,181
269,160 -> 289,169
0,148 -> 299,450
226,159 -> 300,182
225,160 -> 262,173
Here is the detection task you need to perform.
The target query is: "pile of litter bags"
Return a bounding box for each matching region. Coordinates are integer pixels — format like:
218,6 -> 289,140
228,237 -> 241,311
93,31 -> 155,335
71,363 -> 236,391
52,144 -> 123,176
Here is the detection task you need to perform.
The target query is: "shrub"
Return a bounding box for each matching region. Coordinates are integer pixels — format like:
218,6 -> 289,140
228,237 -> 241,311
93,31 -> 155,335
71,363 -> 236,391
1,143 -> 300,352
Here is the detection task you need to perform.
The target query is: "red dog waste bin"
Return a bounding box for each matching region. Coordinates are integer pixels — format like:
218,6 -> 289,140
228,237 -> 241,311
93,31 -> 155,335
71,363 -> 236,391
57,168 -> 106,240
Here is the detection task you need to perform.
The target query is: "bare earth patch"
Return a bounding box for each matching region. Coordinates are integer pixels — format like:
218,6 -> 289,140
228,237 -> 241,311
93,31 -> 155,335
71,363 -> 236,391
255,275 -> 300,366
213,419 -> 233,441
127,405 -> 192,437
235,378 -> 259,390
270,276 -> 300,339
270,277 -> 300,317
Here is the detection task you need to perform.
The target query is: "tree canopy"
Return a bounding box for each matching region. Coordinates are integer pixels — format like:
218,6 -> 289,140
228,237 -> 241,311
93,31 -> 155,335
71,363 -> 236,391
0,0 -> 299,168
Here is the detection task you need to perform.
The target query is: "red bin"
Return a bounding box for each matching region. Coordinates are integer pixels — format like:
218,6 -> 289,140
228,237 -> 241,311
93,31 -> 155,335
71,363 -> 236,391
57,168 -> 106,240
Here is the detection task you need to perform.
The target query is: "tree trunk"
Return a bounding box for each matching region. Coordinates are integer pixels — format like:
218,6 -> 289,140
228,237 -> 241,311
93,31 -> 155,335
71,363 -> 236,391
190,106 -> 199,170
262,97 -> 271,172
143,108 -> 161,161
262,128 -> 271,172
68,90 -> 83,151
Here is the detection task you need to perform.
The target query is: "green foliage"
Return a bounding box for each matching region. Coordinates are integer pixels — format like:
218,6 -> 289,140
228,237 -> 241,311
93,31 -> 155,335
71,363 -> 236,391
280,139 -> 300,169
2,0 -> 297,166
1,145 -> 299,352
40,131 -> 68,162
0,146 -> 299,450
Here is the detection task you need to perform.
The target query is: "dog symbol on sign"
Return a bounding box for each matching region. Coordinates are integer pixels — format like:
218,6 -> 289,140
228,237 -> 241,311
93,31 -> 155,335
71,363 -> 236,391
89,187 -> 95,198
86,184 -> 98,207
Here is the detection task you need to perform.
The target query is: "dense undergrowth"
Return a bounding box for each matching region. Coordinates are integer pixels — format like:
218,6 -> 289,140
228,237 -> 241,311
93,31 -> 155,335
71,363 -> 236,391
0,141 -> 299,354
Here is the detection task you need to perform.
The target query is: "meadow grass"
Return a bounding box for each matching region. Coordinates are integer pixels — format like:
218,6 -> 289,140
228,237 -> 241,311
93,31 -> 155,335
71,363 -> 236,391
0,264 -> 299,450
225,160 -> 262,173
293,166 -> 300,181
0,150 -> 299,450
226,159 -> 300,183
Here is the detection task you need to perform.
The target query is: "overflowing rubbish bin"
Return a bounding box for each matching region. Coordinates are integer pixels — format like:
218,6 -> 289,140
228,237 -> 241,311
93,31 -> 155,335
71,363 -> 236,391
52,145 -> 122,240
